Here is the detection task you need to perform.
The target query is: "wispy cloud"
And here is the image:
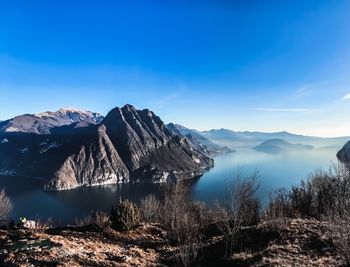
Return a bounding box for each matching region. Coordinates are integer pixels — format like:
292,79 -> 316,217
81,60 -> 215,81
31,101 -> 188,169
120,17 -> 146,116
255,108 -> 320,112
340,93 -> 350,101
293,84 -> 315,100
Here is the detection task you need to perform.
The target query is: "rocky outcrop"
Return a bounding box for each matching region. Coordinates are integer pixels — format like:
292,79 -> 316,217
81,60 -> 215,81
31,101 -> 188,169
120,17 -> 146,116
45,105 -> 213,190
337,141 -> 350,163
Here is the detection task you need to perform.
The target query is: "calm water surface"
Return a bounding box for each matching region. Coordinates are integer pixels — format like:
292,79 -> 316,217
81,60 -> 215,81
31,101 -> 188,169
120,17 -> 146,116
0,148 -> 338,225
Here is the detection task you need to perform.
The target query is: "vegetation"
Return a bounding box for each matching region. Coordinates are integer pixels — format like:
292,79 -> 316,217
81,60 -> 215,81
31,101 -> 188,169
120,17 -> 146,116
3,164 -> 350,266
110,199 -> 140,231
137,170 -> 261,266
215,170 -> 260,258
265,163 -> 350,264
75,211 -> 110,229
159,182 -> 207,266
139,194 -> 161,223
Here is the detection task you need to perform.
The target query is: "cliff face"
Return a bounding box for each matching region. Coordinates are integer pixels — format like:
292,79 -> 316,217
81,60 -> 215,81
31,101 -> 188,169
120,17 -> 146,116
337,141 -> 350,163
45,105 -> 213,190
45,125 -> 129,190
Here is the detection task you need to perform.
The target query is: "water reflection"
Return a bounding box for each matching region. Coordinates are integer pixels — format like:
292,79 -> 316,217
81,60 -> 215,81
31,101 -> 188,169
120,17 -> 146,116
0,147 -> 337,225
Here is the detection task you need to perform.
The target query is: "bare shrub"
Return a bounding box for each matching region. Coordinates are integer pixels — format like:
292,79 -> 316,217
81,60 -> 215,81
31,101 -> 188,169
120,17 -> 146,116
325,204 -> 350,264
75,215 -> 92,227
264,188 -> 291,231
91,211 -> 110,229
216,169 -> 260,258
264,162 -> 350,263
323,164 -> 350,264
265,164 -> 350,220
0,189 -> 12,226
140,194 -> 161,223
160,182 -> 211,266
75,211 -> 110,229
265,188 -> 291,220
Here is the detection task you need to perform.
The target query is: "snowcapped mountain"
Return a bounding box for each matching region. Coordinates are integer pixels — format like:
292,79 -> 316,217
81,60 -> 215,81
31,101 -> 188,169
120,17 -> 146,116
0,108 -> 104,135
0,105 -> 213,190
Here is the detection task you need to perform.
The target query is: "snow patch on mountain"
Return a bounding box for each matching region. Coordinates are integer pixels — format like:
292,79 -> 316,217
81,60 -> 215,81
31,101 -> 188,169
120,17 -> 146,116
1,108 -> 104,134
4,126 -> 20,132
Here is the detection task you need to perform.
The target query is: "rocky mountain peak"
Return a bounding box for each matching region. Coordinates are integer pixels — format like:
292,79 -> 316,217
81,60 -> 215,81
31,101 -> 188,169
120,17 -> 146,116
43,104 -> 213,190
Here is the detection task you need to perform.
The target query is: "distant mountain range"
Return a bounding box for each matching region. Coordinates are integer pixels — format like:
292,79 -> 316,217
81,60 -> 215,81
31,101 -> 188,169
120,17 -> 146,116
0,108 -> 103,135
198,129 -> 349,150
166,123 -> 234,157
1,105 -> 349,190
253,139 -> 314,154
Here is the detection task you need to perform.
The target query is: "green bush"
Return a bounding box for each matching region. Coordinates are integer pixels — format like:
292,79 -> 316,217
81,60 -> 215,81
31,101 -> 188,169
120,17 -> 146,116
110,199 -> 140,231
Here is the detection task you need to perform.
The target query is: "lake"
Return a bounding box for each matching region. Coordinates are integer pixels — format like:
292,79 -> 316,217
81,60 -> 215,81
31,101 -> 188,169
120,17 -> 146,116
0,147 -> 338,225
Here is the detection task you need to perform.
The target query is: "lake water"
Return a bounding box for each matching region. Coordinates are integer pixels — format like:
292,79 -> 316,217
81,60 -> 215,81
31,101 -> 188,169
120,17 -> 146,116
0,147 -> 338,225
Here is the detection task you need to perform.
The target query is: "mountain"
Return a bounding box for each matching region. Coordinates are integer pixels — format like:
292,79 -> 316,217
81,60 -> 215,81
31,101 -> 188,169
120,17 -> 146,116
0,105 -> 213,190
166,123 -> 234,156
0,108 -> 103,135
253,139 -> 314,154
337,141 -> 350,163
45,105 -> 213,190
200,129 -> 349,150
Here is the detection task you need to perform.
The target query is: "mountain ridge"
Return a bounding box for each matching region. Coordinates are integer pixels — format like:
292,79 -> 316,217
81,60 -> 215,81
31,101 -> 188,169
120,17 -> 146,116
45,105 -> 213,190
199,128 -> 349,149
337,141 -> 350,163
0,108 -> 103,135
253,138 -> 314,154
0,104 -> 213,190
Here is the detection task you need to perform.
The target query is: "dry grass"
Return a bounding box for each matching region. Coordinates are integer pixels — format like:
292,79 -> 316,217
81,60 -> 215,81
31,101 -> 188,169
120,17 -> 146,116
0,224 -> 168,267
0,219 -> 344,267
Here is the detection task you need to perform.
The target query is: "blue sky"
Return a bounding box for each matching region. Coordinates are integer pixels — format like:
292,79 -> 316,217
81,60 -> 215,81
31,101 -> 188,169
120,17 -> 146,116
0,1 -> 349,136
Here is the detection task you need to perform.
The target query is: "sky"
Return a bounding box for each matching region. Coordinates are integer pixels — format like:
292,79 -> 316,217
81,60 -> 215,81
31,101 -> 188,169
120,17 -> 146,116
0,0 -> 349,137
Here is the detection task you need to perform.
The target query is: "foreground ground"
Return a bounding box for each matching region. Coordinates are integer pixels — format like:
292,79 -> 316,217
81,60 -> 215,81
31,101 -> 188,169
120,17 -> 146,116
0,219 -> 345,266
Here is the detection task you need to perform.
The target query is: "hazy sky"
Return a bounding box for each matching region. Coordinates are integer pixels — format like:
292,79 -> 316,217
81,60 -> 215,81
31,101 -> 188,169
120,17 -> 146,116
0,1 -> 349,137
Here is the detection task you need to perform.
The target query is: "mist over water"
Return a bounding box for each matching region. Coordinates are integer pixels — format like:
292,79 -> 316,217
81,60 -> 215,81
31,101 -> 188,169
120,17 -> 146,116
191,148 -> 338,206
0,147 -> 338,225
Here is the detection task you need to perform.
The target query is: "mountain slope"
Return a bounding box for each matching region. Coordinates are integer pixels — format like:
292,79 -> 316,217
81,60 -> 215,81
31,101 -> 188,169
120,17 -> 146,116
253,139 -> 314,154
45,105 -> 213,190
167,123 -> 234,156
0,108 -> 103,135
337,141 -> 350,163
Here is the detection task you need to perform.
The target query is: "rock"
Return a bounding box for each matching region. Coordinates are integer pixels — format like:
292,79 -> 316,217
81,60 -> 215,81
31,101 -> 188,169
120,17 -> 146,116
45,105 -> 213,190
337,141 -> 350,163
